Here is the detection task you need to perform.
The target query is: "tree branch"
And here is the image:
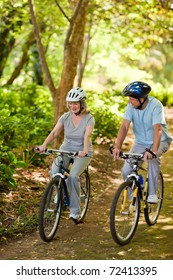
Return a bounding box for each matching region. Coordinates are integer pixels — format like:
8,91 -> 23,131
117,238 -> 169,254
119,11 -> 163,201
28,0 -> 56,97
64,0 -> 84,48
54,0 -> 71,22
6,31 -> 35,85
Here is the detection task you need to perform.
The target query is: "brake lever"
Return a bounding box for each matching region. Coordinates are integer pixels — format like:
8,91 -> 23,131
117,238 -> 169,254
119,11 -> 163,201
109,145 -> 114,154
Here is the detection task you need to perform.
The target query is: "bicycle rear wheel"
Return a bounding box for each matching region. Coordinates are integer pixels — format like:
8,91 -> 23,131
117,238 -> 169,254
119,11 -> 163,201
38,177 -> 62,242
144,172 -> 164,226
75,169 -> 90,224
110,181 -> 140,245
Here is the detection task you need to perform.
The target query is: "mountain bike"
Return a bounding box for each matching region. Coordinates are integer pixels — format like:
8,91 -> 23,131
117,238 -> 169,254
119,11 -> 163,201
36,149 -> 90,242
109,148 -> 164,245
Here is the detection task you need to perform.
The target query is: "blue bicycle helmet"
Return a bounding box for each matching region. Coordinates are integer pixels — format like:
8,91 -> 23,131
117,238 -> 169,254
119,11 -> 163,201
122,81 -> 151,99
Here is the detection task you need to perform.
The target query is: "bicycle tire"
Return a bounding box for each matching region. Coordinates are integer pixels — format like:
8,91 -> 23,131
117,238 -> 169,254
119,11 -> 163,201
110,181 -> 140,245
144,172 -> 164,226
75,169 -> 90,224
38,177 -> 62,242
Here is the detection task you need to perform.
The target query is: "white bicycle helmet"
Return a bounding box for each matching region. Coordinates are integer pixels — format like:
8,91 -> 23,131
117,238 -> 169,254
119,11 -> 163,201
66,87 -> 86,102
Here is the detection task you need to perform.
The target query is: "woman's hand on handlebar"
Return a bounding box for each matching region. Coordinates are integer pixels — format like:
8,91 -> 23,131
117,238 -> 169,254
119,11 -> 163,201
78,150 -> 88,157
34,144 -> 47,153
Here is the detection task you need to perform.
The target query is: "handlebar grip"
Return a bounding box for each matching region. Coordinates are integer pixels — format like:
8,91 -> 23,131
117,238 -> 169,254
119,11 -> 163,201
119,150 -> 123,157
109,145 -> 114,154
34,147 -> 48,153
109,145 -> 123,157
74,152 -> 88,157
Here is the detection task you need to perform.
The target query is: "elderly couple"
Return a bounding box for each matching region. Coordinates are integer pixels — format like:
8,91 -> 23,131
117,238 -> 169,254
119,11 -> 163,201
36,82 -> 172,222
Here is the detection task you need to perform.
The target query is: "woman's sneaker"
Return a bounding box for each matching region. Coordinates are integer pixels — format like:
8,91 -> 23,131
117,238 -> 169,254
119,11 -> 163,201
147,194 -> 158,204
69,213 -> 81,224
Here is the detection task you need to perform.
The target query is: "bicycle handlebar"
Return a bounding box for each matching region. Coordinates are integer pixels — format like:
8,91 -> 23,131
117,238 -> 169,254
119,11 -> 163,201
109,145 -> 157,159
34,147 -> 88,157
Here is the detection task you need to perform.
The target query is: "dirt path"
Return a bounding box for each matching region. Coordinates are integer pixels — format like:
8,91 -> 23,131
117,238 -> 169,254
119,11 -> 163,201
0,141 -> 173,260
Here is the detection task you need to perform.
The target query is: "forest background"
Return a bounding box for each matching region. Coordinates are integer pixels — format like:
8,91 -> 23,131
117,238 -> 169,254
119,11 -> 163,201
0,0 -> 173,237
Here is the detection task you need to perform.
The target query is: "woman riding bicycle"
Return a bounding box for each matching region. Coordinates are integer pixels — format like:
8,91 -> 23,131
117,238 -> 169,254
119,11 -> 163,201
112,81 -> 172,203
36,87 -> 95,222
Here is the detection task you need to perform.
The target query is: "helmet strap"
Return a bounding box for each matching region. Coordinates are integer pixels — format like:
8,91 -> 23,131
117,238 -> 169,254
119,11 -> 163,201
74,101 -> 82,116
75,111 -> 81,116
137,97 -> 147,109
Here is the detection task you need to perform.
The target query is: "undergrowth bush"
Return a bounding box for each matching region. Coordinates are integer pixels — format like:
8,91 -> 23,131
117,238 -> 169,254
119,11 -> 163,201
87,89 -> 126,143
0,84 -> 53,189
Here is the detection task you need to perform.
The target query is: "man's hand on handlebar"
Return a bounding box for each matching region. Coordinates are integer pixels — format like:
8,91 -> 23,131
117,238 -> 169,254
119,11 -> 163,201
109,145 -> 157,161
144,150 -> 153,161
109,145 -> 121,160
144,148 -> 157,161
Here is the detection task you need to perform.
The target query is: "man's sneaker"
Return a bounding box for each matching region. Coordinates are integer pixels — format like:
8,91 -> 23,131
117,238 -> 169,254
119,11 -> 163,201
147,194 -> 158,204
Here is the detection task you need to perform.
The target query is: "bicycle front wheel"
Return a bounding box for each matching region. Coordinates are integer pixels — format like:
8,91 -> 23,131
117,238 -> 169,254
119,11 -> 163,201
144,172 -> 164,226
110,181 -> 140,245
76,169 -> 90,224
38,177 -> 62,242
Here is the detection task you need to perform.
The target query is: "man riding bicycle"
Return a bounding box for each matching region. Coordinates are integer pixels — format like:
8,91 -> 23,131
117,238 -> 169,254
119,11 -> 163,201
112,81 -> 172,203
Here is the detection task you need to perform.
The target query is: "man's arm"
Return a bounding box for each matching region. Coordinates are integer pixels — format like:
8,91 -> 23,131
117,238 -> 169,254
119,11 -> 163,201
144,123 -> 162,161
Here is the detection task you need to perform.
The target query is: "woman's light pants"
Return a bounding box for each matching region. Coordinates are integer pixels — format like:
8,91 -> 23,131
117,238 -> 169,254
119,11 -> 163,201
51,156 -> 91,216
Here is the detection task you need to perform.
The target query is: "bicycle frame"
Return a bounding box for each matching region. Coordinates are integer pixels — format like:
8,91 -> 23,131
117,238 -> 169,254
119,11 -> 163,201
37,148 -> 91,242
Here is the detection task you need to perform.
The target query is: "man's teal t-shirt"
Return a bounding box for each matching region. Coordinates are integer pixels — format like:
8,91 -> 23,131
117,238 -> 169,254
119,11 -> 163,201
123,96 -> 172,145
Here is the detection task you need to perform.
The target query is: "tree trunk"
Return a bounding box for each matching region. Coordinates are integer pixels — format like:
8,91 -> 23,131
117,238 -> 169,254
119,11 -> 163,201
54,0 -> 89,123
77,23 -> 92,87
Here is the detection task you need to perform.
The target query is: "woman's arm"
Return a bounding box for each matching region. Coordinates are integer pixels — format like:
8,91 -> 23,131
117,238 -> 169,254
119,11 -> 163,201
36,122 -> 64,152
79,125 -> 94,157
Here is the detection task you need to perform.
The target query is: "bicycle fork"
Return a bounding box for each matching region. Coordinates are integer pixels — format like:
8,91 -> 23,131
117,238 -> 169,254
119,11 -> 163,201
130,186 -> 138,213
121,181 -> 138,214
143,176 -> 148,202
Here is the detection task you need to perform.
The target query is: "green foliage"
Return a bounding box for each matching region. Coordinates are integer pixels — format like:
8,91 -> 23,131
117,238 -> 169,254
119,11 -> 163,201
0,84 -> 53,188
87,89 -> 126,143
151,83 -> 173,106
0,151 -> 26,189
0,84 -> 53,148
0,199 -> 39,237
